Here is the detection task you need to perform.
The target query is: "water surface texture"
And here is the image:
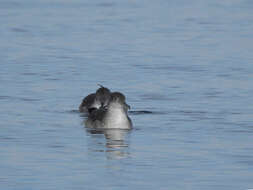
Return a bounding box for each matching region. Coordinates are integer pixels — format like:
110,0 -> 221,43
1,0 -> 253,189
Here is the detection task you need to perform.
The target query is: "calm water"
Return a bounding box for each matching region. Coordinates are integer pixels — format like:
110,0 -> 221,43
1,0 -> 253,189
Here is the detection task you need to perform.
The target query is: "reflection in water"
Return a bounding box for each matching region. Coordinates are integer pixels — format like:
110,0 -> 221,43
104,129 -> 129,147
105,129 -> 130,160
81,110 -> 152,159
85,127 -> 131,160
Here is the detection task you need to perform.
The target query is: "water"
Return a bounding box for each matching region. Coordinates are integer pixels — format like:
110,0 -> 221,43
1,0 -> 253,189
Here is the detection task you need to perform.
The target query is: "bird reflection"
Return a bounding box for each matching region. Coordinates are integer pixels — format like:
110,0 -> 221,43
104,129 -> 129,147
85,128 -> 130,159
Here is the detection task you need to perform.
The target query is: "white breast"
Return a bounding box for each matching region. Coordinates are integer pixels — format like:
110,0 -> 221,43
103,103 -> 131,129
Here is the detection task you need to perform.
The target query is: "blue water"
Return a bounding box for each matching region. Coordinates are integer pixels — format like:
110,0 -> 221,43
1,0 -> 253,189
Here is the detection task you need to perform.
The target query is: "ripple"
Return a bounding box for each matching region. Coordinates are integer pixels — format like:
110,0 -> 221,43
0,136 -> 16,141
0,96 -> 40,102
140,93 -> 176,101
129,110 -> 152,114
45,78 -> 60,81
96,2 -> 115,7
68,109 -> 81,114
22,72 -> 38,76
48,144 -> 65,149
11,27 -> 28,33
134,64 -> 206,73
24,98 -> 41,102
0,96 -> 11,100
129,110 -> 166,115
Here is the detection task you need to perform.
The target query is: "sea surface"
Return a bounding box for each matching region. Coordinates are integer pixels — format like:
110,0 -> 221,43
1,0 -> 253,189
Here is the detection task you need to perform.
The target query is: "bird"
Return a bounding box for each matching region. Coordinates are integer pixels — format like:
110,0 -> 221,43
79,85 -> 132,129
79,85 -> 111,113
